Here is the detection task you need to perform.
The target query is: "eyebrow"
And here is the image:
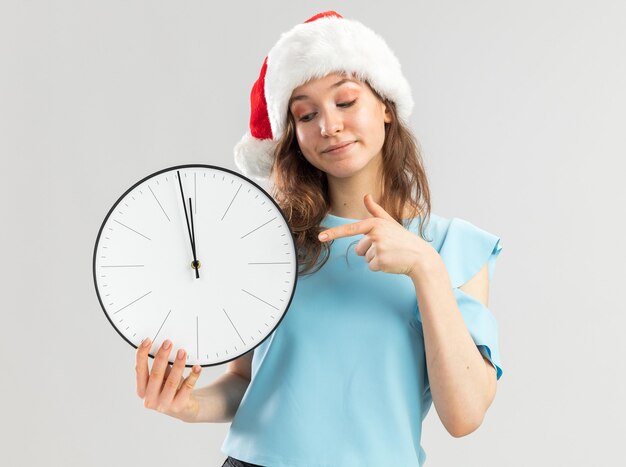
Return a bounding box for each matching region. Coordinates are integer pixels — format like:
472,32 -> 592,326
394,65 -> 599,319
288,78 -> 360,108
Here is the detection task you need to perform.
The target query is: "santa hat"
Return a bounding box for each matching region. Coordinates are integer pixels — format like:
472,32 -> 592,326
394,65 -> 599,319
234,10 -> 414,183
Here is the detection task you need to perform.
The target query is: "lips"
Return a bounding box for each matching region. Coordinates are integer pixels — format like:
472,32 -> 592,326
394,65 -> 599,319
323,141 -> 356,153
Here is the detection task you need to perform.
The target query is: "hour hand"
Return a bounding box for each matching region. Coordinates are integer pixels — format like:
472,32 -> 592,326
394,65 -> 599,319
189,197 -> 200,279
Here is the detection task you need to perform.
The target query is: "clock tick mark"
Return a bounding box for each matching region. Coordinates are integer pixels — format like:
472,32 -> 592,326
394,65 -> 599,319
113,219 -> 151,240
221,184 -> 242,221
241,289 -> 279,310
152,308 -> 172,343
240,216 -> 277,239
223,308 -> 246,346
113,291 -> 152,315
148,185 -> 171,222
247,262 -> 291,265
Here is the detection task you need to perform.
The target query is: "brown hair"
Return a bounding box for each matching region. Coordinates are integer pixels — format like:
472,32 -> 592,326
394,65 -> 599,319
269,81 -> 432,276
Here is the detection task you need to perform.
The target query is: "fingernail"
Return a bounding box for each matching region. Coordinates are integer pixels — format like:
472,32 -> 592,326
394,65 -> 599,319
163,340 -> 172,349
142,338 -> 151,348
318,233 -> 328,241
177,349 -> 185,360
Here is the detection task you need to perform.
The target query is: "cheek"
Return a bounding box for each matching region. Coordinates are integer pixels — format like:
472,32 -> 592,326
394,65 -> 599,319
295,126 -> 312,148
295,127 -> 324,160
353,112 -> 386,145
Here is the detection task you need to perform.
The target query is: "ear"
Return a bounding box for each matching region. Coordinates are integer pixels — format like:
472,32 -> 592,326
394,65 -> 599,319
381,101 -> 392,124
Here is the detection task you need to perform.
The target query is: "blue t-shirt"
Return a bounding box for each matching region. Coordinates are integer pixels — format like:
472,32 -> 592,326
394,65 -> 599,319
221,212 -> 503,466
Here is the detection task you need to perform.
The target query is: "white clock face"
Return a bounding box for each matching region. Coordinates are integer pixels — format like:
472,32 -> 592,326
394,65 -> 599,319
93,164 -> 298,367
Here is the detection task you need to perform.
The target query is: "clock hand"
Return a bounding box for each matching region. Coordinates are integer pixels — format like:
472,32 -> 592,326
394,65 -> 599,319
189,197 -> 200,279
177,170 -> 200,278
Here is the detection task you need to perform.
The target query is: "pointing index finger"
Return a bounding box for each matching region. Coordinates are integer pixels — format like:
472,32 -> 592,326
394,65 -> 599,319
318,218 -> 373,242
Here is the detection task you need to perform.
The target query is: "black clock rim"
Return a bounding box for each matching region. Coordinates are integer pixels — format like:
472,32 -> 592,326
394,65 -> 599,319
92,163 -> 299,368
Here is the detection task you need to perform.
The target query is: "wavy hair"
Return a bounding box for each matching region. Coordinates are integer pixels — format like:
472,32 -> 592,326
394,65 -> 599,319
269,80 -> 432,276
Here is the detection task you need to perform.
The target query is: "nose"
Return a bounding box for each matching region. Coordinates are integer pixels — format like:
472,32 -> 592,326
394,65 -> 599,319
320,108 -> 343,137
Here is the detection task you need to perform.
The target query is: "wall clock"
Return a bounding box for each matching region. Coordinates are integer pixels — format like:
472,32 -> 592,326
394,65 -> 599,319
93,164 -> 298,367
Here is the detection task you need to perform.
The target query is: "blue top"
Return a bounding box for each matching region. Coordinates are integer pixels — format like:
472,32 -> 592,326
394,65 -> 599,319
221,212 -> 503,466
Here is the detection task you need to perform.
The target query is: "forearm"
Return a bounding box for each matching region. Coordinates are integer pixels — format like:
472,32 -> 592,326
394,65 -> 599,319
188,371 -> 250,423
410,256 -> 491,436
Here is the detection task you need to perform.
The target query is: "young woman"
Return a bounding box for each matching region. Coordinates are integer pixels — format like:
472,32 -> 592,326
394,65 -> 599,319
135,11 -> 503,467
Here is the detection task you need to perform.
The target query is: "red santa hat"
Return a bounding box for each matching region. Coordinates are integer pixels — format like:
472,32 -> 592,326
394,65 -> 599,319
234,10 -> 414,182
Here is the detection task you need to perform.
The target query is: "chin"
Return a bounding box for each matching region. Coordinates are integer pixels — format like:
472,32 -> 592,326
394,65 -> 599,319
323,161 -> 372,179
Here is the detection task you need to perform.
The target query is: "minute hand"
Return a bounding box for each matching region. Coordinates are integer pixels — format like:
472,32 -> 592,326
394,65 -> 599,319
176,170 -> 200,279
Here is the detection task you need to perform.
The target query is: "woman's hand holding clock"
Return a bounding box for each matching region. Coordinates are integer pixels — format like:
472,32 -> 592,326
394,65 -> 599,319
135,337 -> 203,423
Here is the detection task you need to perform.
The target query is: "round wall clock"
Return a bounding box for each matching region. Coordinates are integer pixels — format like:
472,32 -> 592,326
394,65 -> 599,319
93,164 -> 298,367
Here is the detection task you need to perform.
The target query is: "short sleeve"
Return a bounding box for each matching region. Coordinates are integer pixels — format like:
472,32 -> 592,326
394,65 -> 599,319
437,217 -> 504,380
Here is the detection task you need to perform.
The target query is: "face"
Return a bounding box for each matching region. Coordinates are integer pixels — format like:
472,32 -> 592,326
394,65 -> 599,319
288,72 -> 392,180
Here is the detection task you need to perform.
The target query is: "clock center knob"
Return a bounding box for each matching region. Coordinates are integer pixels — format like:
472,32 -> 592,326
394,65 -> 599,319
191,260 -> 201,270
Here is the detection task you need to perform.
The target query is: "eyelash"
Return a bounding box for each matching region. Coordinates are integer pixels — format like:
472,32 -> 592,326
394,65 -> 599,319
298,99 -> 357,122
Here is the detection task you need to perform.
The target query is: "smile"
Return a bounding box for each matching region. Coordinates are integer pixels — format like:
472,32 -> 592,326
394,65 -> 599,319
323,141 -> 356,154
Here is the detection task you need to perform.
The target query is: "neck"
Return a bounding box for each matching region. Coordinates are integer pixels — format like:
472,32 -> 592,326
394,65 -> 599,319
326,157 -> 383,220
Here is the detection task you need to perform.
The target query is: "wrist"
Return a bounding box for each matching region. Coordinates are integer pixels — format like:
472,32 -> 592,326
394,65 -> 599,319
408,247 -> 445,284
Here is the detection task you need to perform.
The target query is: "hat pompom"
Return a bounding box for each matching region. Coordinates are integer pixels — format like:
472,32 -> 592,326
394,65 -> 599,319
233,132 -> 276,183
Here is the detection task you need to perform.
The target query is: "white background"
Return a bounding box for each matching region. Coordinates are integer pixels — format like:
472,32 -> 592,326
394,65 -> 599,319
1,1 -> 625,465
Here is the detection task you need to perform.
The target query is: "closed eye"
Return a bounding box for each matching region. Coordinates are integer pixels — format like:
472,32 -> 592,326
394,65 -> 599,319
337,99 -> 357,108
